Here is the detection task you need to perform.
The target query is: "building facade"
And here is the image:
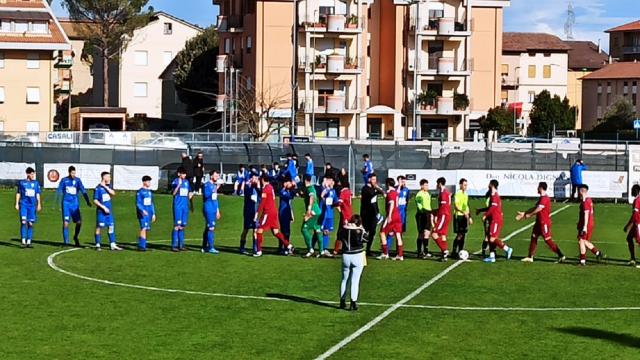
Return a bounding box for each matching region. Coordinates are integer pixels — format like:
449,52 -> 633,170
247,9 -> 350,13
214,0 -> 510,141
581,62 -> 640,131
0,0 -> 71,133
501,32 -> 569,132
607,20 -> 640,62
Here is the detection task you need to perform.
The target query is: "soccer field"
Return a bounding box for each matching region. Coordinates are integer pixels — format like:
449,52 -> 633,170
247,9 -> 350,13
1,189 -> 639,359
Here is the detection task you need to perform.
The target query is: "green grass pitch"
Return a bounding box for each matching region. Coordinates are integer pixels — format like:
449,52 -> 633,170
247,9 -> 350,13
1,189 -> 639,359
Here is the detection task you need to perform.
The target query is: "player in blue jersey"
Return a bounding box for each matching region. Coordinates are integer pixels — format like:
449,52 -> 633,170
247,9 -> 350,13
233,164 -> 248,196
239,171 -> 260,254
319,175 -> 339,257
361,154 -> 374,185
171,167 -> 194,251
278,177 -> 297,253
202,170 -> 222,254
15,167 -> 41,248
304,153 -> 315,183
136,175 -> 156,251
56,166 -> 92,246
286,153 -> 299,183
93,171 -> 122,251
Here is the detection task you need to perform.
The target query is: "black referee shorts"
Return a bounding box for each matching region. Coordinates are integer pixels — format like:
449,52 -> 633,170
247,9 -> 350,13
415,211 -> 432,232
453,215 -> 469,234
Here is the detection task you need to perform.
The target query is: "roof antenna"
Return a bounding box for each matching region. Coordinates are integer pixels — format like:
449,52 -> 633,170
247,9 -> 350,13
564,1 -> 575,40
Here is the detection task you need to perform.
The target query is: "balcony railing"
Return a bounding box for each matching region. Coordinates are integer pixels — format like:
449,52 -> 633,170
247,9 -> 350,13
54,55 -> 73,68
300,14 -> 364,33
415,96 -> 469,115
623,45 -> 640,54
216,15 -> 243,32
302,94 -> 362,114
410,16 -> 469,35
298,55 -> 363,73
54,80 -> 71,93
409,56 -> 470,75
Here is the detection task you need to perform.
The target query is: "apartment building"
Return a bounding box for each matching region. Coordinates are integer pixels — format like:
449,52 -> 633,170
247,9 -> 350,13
501,33 -> 569,131
564,40 -> 608,130
214,0 -> 509,141
0,0 -> 71,133
607,20 -> 640,62
581,62 -> 640,131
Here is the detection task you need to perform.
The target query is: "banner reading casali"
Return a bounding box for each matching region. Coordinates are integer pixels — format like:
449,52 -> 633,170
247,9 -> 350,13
0,162 -> 36,180
389,169 -> 626,199
113,165 -> 159,191
44,163 -> 111,189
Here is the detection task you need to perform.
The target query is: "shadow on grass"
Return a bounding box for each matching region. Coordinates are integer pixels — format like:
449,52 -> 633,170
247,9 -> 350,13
266,293 -> 338,309
556,327 -> 640,349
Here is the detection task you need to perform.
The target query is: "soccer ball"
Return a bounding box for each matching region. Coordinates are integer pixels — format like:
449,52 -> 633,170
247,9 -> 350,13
458,250 -> 469,261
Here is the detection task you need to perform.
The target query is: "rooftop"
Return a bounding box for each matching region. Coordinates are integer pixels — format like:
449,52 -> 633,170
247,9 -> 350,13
564,41 -> 609,71
581,62 -> 640,80
0,0 -> 70,50
606,20 -> 640,33
503,32 -> 571,53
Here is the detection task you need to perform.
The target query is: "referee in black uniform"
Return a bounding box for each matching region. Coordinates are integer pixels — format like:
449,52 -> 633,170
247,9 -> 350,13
360,173 -> 384,256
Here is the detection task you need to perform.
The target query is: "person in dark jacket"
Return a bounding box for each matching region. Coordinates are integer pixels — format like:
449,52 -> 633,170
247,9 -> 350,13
339,214 -> 367,311
360,173 -> 384,256
193,152 -> 205,194
181,153 -> 194,179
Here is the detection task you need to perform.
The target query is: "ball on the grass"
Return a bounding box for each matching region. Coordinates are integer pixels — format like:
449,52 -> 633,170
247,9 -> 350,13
458,250 -> 469,260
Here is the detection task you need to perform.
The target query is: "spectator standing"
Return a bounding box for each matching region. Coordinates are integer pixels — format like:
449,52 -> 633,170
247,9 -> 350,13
304,153 -> 315,183
361,154 -> 374,185
193,152 -> 205,194
570,159 -> 587,201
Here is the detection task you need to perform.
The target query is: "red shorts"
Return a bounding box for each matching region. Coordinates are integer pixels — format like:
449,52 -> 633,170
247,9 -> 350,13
259,212 -> 279,231
630,223 -> 640,244
577,227 -> 593,241
381,220 -> 402,235
434,214 -> 450,236
532,222 -> 552,240
488,220 -> 503,239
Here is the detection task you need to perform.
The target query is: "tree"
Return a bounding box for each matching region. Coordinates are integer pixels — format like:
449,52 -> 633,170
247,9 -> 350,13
62,0 -> 153,107
174,26 -> 219,130
592,97 -> 635,132
528,90 -> 576,136
236,82 -> 290,142
479,106 -> 513,136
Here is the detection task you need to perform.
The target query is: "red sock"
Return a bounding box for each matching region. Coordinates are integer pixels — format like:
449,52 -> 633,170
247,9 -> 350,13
382,244 -> 388,255
580,252 -> 586,261
590,246 -> 599,255
494,239 -> 506,249
528,238 -> 538,257
398,245 -> 404,257
334,240 -> 341,253
544,238 -> 559,254
434,238 -> 448,252
256,232 -> 264,252
275,232 -> 289,247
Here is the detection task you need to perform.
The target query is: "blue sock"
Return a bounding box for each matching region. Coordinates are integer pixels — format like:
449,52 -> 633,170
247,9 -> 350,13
20,223 -> 27,240
178,229 -> 185,248
171,229 -> 178,248
139,237 -> 146,250
63,226 -> 69,244
95,233 -> 101,245
388,235 -> 394,252
208,230 -> 214,250
108,232 -> 115,244
323,233 -> 329,250
27,226 -> 33,240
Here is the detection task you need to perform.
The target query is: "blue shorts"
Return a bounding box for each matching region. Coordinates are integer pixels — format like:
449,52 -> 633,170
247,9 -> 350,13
244,213 -> 257,229
62,203 -> 81,223
138,216 -> 152,231
19,206 -> 37,224
321,216 -> 334,232
173,206 -> 189,227
204,211 -> 217,228
96,213 -> 114,228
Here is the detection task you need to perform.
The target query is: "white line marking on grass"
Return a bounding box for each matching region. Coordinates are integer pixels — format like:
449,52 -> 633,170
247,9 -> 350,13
313,204 -> 572,360
393,304 -> 640,311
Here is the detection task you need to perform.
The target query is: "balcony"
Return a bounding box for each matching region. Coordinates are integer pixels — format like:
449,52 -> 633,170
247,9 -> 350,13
623,45 -> 640,54
302,94 -> 361,114
409,56 -> 470,76
415,96 -> 469,115
216,15 -> 243,32
300,14 -> 364,34
54,55 -> 73,68
54,80 -> 71,94
501,75 -> 519,87
410,17 -> 470,37
298,55 -> 362,74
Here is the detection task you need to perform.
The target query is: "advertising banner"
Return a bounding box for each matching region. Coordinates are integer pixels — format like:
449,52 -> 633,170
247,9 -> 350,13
113,165 -> 159,190
0,162 -> 36,180
44,163 -> 111,189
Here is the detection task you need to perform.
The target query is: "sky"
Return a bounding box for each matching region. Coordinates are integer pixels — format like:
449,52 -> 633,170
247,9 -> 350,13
51,0 -> 636,53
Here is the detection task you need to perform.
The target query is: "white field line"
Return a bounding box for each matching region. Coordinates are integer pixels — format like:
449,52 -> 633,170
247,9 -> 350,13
313,204 -> 571,360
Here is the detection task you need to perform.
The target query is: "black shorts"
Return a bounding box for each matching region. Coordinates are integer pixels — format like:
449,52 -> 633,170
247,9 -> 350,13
415,211 -> 432,232
454,215 -> 468,234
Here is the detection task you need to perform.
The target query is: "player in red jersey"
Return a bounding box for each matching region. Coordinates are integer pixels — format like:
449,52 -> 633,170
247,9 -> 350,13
516,182 -> 565,263
254,175 -> 294,257
477,180 -> 513,263
333,179 -> 353,255
577,184 -> 603,265
378,178 -> 404,261
431,177 -> 451,261
623,184 -> 640,267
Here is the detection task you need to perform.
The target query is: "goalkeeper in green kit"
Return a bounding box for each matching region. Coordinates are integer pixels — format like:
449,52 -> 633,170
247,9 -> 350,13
301,175 -> 322,258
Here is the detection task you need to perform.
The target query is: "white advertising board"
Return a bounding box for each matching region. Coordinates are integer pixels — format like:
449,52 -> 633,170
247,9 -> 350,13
0,162 -> 36,180
113,165 -> 159,191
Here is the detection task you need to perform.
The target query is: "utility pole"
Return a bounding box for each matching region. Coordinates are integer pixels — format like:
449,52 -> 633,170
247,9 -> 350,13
291,0 -> 298,142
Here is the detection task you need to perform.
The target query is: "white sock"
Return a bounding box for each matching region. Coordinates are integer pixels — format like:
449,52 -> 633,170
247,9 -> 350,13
21,239 -> 26,245
490,252 -> 496,259
503,245 -> 510,251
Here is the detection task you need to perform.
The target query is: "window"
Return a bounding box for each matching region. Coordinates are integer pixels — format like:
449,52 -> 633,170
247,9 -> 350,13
134,50 -> 148,66
163,51 -> 173,66
0,86 -> 4,103
164,22 -> 173,35
624,81 -> 629,94
14,21 -> 28,33
428,9 -> 444,19
543,53 -> 551,57
133,82 -> 148,97
0,20 -> 8,32
0,52 -> 3,68
528,91 -> 536,103
32,22 -> 47,34
528,52 -> 536,57
26,87 -> 40,103
597,82 -> 602,93
224,38 -> 231,54
607,81 -> 611,93
314,118 -> 340,138
27,53 -> 39,69
246,36 -> 252,54
597,106 -> 602,119
501,64 -> 509,75
501,90 -> 508,102
528,65 -> 536,78
633,81 -> 638,94
543,65 -> 551,78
